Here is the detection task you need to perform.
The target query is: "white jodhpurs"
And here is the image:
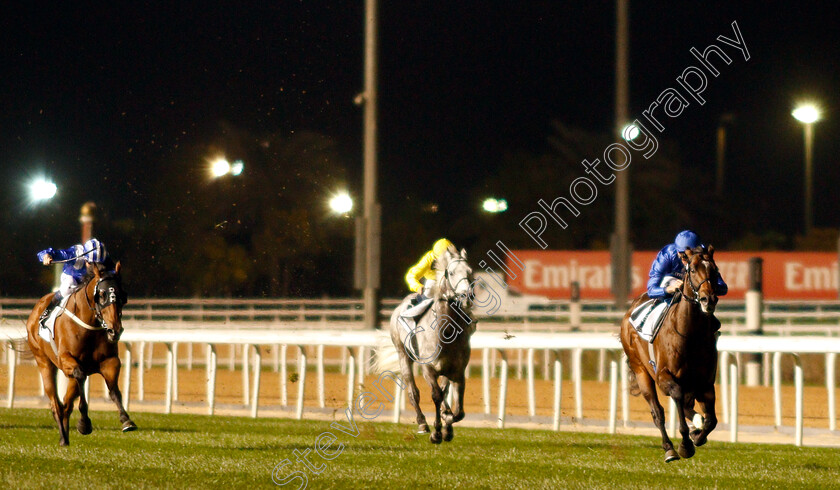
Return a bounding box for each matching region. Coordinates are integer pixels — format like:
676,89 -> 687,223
58,273 -> 81,299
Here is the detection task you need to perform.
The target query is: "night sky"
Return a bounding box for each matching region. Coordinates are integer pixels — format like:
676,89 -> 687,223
2,2 -> 839,261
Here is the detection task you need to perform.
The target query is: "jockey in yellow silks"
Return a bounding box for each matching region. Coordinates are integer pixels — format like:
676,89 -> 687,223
405,238 -> 452,306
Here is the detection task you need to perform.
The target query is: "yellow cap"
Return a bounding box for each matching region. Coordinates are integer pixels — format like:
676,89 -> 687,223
432,238 -> 453,257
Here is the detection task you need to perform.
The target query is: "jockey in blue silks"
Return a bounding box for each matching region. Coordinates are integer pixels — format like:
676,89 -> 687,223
647,230 -> 728,330
36,238 -> 115,327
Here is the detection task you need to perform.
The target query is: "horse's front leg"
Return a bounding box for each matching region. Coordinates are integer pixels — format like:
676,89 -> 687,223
636,366 -> 678,462
61,376 -> 80,436
59,353 -> 92,435
422,366 -> 444,444
691,385 -> 717,447
449,374 -> 466,423
398,353 -> 428,433
659,370 -> 694,459
36,361 -> 69,446
100,356 -> 137,432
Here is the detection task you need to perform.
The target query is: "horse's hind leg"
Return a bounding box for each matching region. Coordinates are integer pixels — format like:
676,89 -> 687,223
449,374 -> 466,422
421,366 -> 444,444
399,354 -> 428,433
635,367 -> 678,462
659,370 -> 694,459
37,361 -> 69,446
100,356 -> 137,431
691,385 -> 717,447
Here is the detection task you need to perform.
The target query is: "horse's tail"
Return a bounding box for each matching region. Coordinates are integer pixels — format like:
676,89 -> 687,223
626,359 -> 641,396
372,332 -> 401,375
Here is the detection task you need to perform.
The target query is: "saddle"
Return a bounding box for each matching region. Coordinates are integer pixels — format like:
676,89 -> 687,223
629,298 -> 669,343
399,297 -> 434,359
39,295 -> 71,343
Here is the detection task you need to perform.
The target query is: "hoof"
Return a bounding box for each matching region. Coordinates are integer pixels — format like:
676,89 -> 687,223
59,438 -> 69,447
122,421 -> 138,432
690,429 -> 707,447
678,442 -> 695,459
77,418 -> 93,435
452,411 -> 465,423
430,432 -> 442,444
664,449 -> 680,463
417,423 -> 430,434
443,427 -> 454,442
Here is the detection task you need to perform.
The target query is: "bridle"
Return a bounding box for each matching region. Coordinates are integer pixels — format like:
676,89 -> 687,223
442,258 -> 471,300
77,275 -> 125,334
682,260 -> 714,305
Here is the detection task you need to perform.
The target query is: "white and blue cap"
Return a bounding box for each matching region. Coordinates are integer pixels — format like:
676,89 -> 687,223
674,230 -> 700,251
83,238 -> 107,264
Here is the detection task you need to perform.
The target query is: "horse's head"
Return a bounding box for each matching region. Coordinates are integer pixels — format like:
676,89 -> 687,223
89,262 -> 128,343
435,246 -> 474,309
678,246 -> 719,315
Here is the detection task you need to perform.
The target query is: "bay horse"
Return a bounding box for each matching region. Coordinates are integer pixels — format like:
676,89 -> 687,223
620,246 -> 720,462
377,246 -> 475,443
25,262 -> 136,446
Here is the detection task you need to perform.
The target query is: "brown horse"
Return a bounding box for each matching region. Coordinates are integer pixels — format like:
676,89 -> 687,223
620,246 -> 720,462
25,262 -> 136,446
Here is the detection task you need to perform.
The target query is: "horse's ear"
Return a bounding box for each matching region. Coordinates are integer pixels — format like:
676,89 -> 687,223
115,261 -> 122,274
678,250 -> 689,265
707,245 -> 715,259
460,248 -> 467,260
88,262 -> 100,277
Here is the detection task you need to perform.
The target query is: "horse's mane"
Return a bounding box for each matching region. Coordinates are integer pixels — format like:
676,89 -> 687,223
78,264 -> 118,290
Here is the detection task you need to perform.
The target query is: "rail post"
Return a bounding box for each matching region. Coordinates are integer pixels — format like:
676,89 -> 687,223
570,281 -> 581,332
745,257 -> 763,386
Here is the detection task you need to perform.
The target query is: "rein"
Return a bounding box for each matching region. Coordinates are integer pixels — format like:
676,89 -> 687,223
60,277 -> 117,332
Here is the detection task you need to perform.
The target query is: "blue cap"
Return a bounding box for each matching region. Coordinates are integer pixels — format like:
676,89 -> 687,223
674,230 -> 700,251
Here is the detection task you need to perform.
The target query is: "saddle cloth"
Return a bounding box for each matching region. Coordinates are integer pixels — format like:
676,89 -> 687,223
38,294 -> 71,343
629,298 -> 668,343
398,297 -> 434,359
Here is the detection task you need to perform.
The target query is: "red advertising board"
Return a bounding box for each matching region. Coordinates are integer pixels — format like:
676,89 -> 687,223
506,250 -> 839,300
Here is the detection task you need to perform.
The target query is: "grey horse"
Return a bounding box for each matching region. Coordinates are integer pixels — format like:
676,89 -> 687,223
378,246 -> 475,443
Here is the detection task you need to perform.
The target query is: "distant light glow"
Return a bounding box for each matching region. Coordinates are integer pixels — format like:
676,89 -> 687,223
210,158 -> 231,177
622,124 -> 640,141
29,179 -> 57,202
329,192 -> 353,214
792,104 -> 820,124
230,160 -> 244,176
482,198 -> 508,213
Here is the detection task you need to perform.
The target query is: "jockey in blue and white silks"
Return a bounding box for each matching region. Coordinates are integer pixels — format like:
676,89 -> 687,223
647,230 -> 728,331
37,238 -> 115,327
647,230 -> 728,299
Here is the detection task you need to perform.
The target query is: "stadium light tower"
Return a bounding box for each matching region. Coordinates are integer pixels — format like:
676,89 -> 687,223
28,178 -> 57,203
329,192 -> 354,215
792,103 -> 820,234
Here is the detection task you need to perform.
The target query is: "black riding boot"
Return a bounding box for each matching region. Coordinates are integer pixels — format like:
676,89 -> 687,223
38,293 -> 62,328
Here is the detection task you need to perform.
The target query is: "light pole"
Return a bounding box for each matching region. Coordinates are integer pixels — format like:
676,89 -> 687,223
80,202 -> 96,243
792,104 -> 820,234
612,0 -> 631,310
355,0 -> 381,329
715,113 -> 735,197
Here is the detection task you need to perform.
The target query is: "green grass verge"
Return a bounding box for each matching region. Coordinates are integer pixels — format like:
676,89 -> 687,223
1,407 -> 838,489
